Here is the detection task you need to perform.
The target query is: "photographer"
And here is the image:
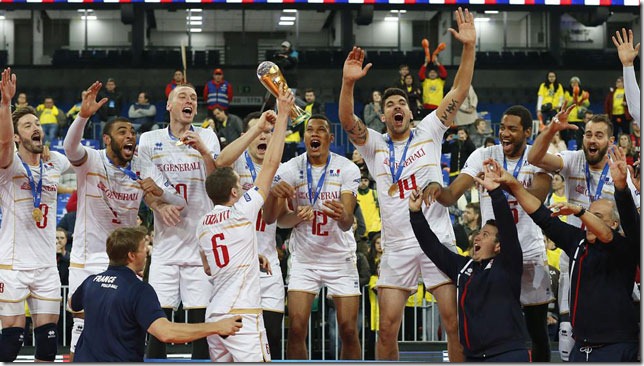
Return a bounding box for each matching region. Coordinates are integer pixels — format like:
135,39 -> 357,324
272,41 -> 299,92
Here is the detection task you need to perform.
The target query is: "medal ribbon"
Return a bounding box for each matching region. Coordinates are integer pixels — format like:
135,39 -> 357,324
306,154 -> 331,207
167,125 -> 194,142
245,151 -> 257,182
502,148 -> 526,198
105,154 -> 139,181
387,130 -> 414,185
585,162 -> 609,202
19,156 -> 43,212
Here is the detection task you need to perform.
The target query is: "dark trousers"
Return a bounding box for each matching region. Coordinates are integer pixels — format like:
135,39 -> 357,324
466,348 -> 530,362
569,342 -> 638,362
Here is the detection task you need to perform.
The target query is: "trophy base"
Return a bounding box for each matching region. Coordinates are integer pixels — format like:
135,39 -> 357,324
291,111 -> 311,128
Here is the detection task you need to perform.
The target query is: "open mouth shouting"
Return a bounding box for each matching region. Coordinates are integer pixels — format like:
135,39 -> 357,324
122,142 -> 135,158
393,112 -> 404,127
181,105 -> 194,119
309,139 -> 322,152
257,143 -> 267,154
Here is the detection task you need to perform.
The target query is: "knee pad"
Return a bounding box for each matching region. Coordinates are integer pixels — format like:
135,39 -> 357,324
0,327 -> 25,362
70,318 -> 85,353
34,323 -> 57,361
558,321 -> 574,362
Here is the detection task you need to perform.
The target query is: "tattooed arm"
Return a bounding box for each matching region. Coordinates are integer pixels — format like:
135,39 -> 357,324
339,47 -> 373,146
435,8 -> 476,127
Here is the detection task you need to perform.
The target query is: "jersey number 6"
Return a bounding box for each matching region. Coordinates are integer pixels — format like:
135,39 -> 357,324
210,233 -> 230,268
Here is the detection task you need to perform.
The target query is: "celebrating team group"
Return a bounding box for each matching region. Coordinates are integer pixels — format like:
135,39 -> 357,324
0,7 -> 640,363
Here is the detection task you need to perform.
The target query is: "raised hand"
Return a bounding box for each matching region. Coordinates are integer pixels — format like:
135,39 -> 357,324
342,47 -> 373,83
422,182 -> 442,207
548,202 -> 582,218
472,158 -> 503,191
276,88 -> 295,120
627,159 -> 640,192
257,110 -> 277,133
0,68 -> 16,105
607,145 -> 628,190
79,81 -> 108,119
448,7 -> 476,47
549,103 -> 578,132
612,28 -> 640,67
181,130 -> 208,155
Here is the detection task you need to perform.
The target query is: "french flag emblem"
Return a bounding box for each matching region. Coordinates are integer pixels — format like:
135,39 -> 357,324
329,169 -> 340,176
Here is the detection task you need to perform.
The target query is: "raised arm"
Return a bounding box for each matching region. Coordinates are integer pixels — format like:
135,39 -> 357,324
608,146 -> 640,244
0,68 -> 16,169
339,47 -> 372,146
435,7 -> 476,128
213,110 -> 275,169
527,104 -> 575,172
63,82 -> 108,166
612,28 -> 641,124
255,89 -> 292,196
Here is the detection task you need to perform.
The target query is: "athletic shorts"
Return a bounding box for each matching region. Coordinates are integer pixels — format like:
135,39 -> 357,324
0,267 -> 61,316
206,312 -> 271,362
260,264 -> 285,313
149,262 -> 211,310
520,254 -> 554,306
68,263 -> 108,300
287,257 -> 361,298
377,242 -> 454,293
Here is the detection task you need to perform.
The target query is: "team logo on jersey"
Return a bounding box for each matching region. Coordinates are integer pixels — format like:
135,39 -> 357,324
484,259 -> 494,270
329,169 -> 340,177
298,170 -> 304,180
154,142 -> 163,151
465,268 -> 472,275
354,281 -> 359,289
273,175 -> 281,183
244,192 -> 252,202
44,162 -> 55,170
20,182 -> 31,191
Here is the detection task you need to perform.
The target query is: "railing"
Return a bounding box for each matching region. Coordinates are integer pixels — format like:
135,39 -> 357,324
42,285 -> 446,360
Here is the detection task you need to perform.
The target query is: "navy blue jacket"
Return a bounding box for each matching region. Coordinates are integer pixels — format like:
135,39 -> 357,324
71,266 -> 166,362
410,187 -> 528,358
529,188 -> 639,345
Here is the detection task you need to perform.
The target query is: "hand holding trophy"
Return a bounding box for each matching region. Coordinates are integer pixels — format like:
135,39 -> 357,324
257,61 -> 311,128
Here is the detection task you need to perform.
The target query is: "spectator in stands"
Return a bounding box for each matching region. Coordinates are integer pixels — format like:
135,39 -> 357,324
469,118 -> 493,148
455,85 -> 478,128
56,228 -> 71,286
272,41 -> 299,92
203,68 -> 233,119
545,173 -> 567,222
547,131 -> 567,155
562,76 -> 590,147
58,190 -> 78,247
402,74 -> 423,120
604,76 -> 632,139
484,137 -> 496,148
630,121 -> 640,153
97,78 -> 124,123
418,53 -> 447,117
15,92 -> 29,110
357,173 -> 381,242
442,127 -> 476,183
368,233 -> 382,276
36,96 -> 65,142
352,149 -> 369,177
536,71 -> 564,126
303,88 -> 323,115
393,64 -> 410,90
363,90 -> 385,133
128,92 -> 157,133
165,69 -> 184,98
452,202 -> 480,254
617,133 -> 637,166
212,107 -> 243,148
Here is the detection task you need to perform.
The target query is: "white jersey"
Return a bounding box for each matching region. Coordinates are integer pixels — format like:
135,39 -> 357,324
0,152 -> 70,270
71,148 -> 142,266
274,152 -> 360,266
558,149 -> 641,228
197,187 -> 264,314
232,153 -> 279,269
355,111 -> 455,250
461,144 -> 549,259
138,126 -> 221,266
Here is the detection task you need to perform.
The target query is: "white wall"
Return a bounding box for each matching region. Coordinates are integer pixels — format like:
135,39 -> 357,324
560,13 -> 606,50
69,19 -> 130,49
0,19 -> 15,64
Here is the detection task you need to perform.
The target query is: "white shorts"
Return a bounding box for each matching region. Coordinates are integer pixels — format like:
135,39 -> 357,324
206,312 -> 271,362
377,242 -> 454,293
260,264 -> 285,313
68,264 -> 108,298
520,255 -> 554,306
0,268 -> 61,316
149,262 -> 211,309
287,257 -> 361,298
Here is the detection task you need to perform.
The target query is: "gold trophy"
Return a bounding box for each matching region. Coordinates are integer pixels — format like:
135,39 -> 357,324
257,61 -> 311,127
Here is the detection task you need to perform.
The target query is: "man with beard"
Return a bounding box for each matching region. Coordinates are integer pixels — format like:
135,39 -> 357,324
0,69 -> 71,362
139,84 -> 272,360
429,105 -> 554,362
63,81 -> 186,361
338,7 -> 475,361
527,110 -> 640,361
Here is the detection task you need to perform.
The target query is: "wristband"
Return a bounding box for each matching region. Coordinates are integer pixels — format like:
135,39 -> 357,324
574,207 -> 586,217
